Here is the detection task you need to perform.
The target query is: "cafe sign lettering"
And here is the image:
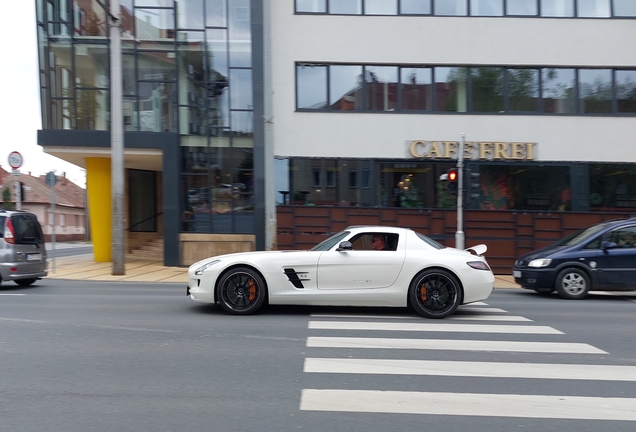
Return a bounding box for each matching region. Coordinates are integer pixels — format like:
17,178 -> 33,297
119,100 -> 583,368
408,140 -> 536,161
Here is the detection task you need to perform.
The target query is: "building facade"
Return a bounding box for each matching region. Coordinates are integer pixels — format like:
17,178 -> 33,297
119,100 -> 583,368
36,0 -> 636,266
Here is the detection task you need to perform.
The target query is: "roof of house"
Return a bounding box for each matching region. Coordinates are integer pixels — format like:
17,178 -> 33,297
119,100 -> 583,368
0,166 -> 85,209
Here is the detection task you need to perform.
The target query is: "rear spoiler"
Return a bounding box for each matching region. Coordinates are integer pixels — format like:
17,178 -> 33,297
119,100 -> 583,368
465,244 -> 487,256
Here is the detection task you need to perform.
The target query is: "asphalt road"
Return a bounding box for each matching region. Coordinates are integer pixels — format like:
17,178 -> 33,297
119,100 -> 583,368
1,280 -> 636,432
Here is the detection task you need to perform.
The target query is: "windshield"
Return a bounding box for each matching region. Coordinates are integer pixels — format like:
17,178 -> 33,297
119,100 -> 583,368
310,231 -> 350,251
415,232 -> 445,250
557,223 -> 609,247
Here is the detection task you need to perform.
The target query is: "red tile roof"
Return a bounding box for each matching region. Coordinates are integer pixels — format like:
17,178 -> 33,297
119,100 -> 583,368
0,166 -> 85,209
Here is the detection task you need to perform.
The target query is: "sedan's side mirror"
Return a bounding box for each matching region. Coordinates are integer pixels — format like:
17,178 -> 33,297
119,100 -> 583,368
602,240 -> 618,250
336,241 -> 353,251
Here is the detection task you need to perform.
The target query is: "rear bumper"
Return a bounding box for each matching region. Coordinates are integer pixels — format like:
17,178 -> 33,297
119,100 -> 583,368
0,263 -> 48,281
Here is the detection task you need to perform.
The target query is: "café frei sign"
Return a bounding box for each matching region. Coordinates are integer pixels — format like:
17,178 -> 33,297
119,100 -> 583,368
408,140 -> 536,161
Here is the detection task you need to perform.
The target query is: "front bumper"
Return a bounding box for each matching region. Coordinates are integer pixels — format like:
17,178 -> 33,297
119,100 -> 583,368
186,277 -> 214,303
512,267 -> 555,289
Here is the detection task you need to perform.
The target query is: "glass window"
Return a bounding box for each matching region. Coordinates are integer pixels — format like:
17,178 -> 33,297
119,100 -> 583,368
507,68 -> 539,112
122,53 -> 136,95
540,0 -> 574,16
401,0 -> 431,13
349,171 -> 358,187
230,69 -> 253,110
579,69 -> 613,114
506,0 -> 537,15
74,44 -> 109,88
362,169 -> 371,188
616,70 -> 636,113
577,0 -> 610,17
312,169 -> 322,187
230,111 -> 253,138
471,67 -> 504,112
589,164 -> 636,211
228,0 -> 251,67
136,0 -> 174,5
329,0 -> 362,14
330,65 -> 363,110
365,0 -> 398,14
542,68 -> 576,113
401,67 -> 433,110
297,65 -> 328,109
138,51 -> 177,81
76,89 -> 109,130
434,0 -> 467,15
135,9 -> 175,49
49,43 -> 73,98
435,67 -> 467,112
51,99 -> 73,129
470,0 -> 503,16
138,82 -> 177,132
613,0 -> 636,16
72,1 -> 106,37
297,0 -> 327,13
364,66 -> 398,111
206,28 -> 229,76
326,168 -> 336,187
206,0 -> 227,26
176,0 -> 204,29
123,97 -> 139,131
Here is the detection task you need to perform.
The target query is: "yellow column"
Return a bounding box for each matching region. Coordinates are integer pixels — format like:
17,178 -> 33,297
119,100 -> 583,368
86,158 -> 112,262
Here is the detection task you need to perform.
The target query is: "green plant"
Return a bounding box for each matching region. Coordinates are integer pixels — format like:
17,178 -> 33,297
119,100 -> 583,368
2,187 -> 14,210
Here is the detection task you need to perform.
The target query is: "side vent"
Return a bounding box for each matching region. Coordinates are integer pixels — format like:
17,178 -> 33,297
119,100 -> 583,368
284,268 -> 304,289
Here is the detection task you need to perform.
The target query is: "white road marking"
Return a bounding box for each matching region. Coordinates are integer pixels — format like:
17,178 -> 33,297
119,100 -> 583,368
308,321 -> 561,334
306,337 -> 607,354
0,294 -> 26,296
450,315 -> 531,321
457,307 -> 507,313
304,358 -> 636,381
299,389 -> 636,420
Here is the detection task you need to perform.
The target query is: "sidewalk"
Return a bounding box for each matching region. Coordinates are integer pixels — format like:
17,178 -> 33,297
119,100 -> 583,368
45,244 -> 520,288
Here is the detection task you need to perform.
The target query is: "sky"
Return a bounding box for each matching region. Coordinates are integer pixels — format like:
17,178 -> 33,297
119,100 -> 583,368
0,2 -> 86,188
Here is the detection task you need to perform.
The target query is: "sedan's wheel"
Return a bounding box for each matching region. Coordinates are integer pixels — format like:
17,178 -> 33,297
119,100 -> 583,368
555,268 -> 590,300
217,267 -> 266,315
15,278 -> 36,287
409,269 -> 461,319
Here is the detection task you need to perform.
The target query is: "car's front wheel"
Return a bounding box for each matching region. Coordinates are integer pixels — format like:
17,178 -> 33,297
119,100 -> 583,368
555,267 -> 590,300
409,269 -> 461,319
15,278 -> 36,287
216,267 -> 266,315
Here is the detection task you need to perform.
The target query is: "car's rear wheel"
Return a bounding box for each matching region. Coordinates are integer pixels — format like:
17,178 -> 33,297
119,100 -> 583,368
217,267 -> 266,315
409,269 -> 461,319
555,268 -> 589,300
15,278 -> 36,287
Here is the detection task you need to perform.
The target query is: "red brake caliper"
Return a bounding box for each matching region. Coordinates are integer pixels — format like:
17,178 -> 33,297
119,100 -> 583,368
419,282 -> 428,302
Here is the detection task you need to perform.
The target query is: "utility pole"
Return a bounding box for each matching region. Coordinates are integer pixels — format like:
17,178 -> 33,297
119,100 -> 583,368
455,134 -> 465,250
109,0 -> 125,275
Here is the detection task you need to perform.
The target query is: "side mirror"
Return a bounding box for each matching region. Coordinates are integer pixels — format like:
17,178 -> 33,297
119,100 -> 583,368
602,241 -> 618,250
336,241 -> 353,251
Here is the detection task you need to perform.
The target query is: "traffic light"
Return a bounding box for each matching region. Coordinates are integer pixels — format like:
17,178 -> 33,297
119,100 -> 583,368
465,169 -> 481,205
446,168 -> 458,194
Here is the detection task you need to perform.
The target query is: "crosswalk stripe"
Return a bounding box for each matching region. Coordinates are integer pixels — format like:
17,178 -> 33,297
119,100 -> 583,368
450,315 -> 531,321
457,307 -> 507,313
310,313 -> 530,322
308,321 -> 561,334
304,358 -> 636,381
299,389 -> 636,420
306,337 -> 607,354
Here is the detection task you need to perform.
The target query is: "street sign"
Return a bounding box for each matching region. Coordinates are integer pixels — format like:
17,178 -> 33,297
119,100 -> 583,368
8,151 -> 23,169
46,171 -> 57,187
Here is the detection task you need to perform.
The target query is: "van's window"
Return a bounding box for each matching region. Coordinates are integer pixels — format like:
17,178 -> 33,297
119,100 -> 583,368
12,215 -> 44,244
0,216 -> 5,238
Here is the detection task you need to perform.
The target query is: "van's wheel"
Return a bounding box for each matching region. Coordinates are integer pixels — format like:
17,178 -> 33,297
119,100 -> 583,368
409,269 -> 461,319
555,268 -> 589,300
15,278 -> 36,287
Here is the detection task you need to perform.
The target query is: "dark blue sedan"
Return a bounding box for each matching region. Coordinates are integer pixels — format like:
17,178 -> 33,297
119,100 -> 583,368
512,217 -> 636,299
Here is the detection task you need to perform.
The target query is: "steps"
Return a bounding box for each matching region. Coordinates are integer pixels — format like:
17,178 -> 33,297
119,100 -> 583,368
128,238 -> 163,261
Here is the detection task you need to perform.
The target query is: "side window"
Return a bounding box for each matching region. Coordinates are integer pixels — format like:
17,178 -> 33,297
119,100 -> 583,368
12,215 -> 43,243
0,216 -> 5,238
350,233 -> 398,251
614,227 -> 636,248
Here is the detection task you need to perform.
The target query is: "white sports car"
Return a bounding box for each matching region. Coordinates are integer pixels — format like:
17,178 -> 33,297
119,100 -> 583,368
186,226 -> 494,319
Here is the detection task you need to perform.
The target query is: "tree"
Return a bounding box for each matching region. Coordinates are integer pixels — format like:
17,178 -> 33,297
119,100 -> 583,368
2,187 -> 13,210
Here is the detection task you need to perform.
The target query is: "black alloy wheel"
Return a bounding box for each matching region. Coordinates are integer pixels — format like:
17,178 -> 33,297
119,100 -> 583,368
409,269 -> 461,319
217,267 -> 266,315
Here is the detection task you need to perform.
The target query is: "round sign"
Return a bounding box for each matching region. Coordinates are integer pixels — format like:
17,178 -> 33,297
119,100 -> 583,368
8,151 -> 23,169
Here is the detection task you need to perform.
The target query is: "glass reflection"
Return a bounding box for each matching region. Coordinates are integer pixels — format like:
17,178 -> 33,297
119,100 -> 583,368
229,69 -> 253,110
401,67 -> 432,110
297,65 -> 327,109
434,0 -> 467,15
470,0 -> 503,16
507,68 -> 539,112
579,69 -> 612,113
540,0 -> 573,17
138,82 -> 177,132
206,0 -> 227,26
616,70 -> 636,113
435,67 -> 467,112
228,0 -> 251,67
330,65 -> 363,110
542,68 -> 576,113
329,0 -> 362,14
400,0 -> 431,14
471,67 -> 504,112
297,0 -> 327,13
614,0 -> 636,16
76,89 -> 109,130
138,51 -> 177,81
364,66 -> 398,111
506,0 -> 537,15
176,0 -> 204,29
74,44 -> 109,88
365,0 -> 398,15
577,0 -> 610,17
135,9 -> 175,49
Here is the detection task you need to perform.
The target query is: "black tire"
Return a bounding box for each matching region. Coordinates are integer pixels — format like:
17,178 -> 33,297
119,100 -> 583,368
15,278 -> 36,287
555,267 -> 590,300
409,269 -> 461,319
216,267 -> 266,315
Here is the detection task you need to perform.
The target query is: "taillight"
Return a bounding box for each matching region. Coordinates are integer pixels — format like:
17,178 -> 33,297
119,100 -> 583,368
4,219 -> 15,244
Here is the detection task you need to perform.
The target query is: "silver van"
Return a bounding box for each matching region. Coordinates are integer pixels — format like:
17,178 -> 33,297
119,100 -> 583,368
0,210 -> 47,286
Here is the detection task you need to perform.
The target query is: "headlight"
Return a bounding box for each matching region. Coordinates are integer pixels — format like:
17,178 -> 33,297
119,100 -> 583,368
194,259 -> 221,275
528,258 -> 552,268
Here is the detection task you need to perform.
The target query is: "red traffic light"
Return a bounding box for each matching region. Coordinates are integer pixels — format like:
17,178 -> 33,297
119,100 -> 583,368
447,169 -> 458,182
